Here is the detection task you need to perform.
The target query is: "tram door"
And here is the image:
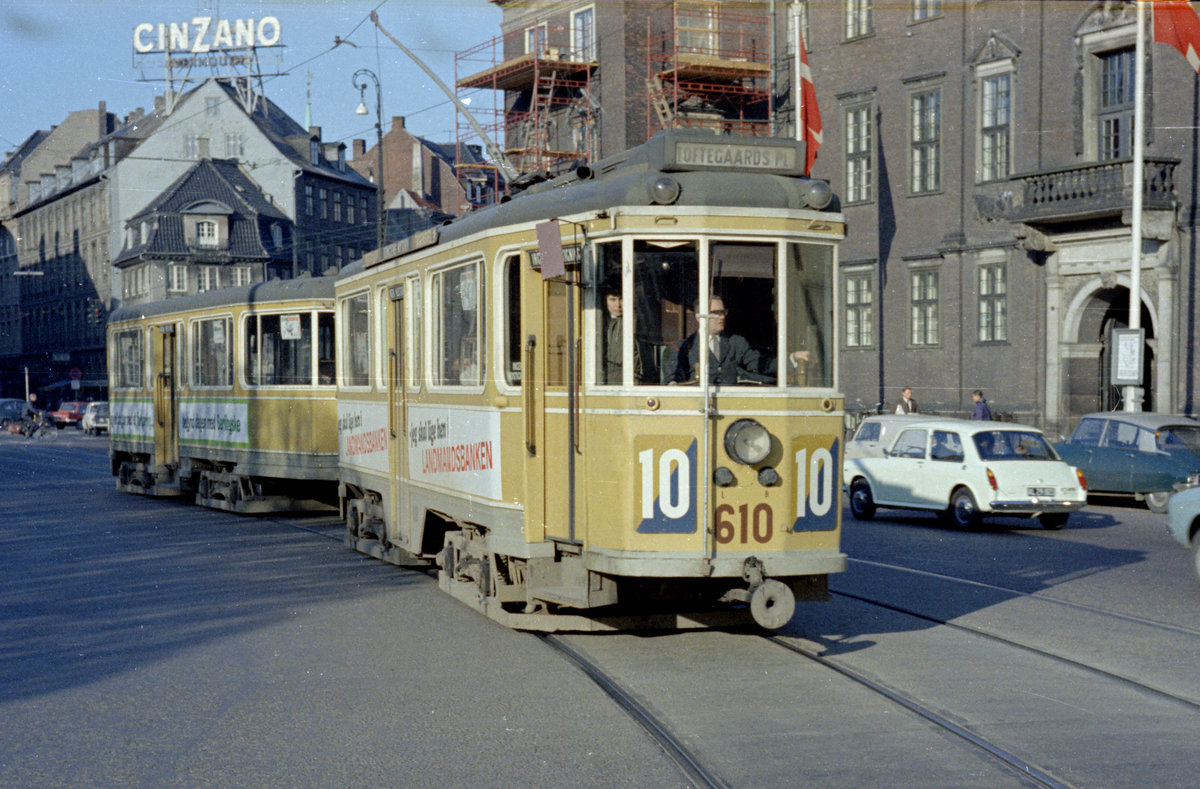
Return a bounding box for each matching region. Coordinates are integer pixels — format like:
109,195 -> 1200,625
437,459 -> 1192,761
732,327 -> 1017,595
387,284 -> 409,531
152,323 -> 179,471
525,273 -> 580,544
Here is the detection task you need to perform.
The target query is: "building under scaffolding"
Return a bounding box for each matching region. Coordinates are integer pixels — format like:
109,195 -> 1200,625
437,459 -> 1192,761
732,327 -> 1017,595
454,2 -> 770,201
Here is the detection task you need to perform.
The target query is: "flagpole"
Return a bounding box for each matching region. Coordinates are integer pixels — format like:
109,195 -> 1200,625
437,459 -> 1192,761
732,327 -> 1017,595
792,1 -> 802,143
1125,0 -> 1146,412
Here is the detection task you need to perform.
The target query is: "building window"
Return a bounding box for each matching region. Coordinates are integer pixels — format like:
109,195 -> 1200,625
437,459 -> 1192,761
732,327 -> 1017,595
844,0 -> 873,40
525,23 -> 547,55
845,272 -> 874,348
910,269 -> 939,346
198,266 -> 219,293
333,191 -> 342,222
912,0 -> 940,22
360,196 -> 369,225
225,133 -> 244,158
678,1 -> 718,55
305,184 -> 314,216
234,266 -> 253,287
845,104 -> 873,203
978,263 -> 1007,342
168,264 -> 187,293
319,187 -> 328,219
206,97 -> 220,116
196,219 -> 218,248
910,88 -> 941,194
571,6 -> 595,61
1099,48 -> 1135,160
980,72 -> 1011,182
184,134 -> 199,159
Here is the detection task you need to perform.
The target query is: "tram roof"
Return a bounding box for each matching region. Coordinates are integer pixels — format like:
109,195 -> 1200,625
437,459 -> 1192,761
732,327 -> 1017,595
368,130 -> 840,268
109,275 -> 337,324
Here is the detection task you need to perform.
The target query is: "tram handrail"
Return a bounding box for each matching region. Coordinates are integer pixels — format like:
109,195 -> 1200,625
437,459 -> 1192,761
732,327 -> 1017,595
525,335 -> 537,455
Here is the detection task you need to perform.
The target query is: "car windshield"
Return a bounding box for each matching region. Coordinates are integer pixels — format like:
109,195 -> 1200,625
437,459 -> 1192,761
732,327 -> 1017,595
1157,425 -> 1200,452
973,430 -> 1056,460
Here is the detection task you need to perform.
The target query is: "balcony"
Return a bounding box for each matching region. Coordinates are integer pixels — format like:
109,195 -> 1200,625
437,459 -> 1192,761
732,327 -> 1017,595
1008,158 -> 1178,225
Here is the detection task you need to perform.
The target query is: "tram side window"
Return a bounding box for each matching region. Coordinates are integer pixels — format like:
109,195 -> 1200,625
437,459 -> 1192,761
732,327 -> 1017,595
434,262 -> 483,386
317,311 -> 335,385
343,293 -> 370,387
633,240 -> 697,385
192,317 -> 232,387
406,276 -> 422,387
244,313 -> 314,386
114,328 -> 144,389
504,255 -> 521,386
786,243 -> 834,388
595,242 -> 627,385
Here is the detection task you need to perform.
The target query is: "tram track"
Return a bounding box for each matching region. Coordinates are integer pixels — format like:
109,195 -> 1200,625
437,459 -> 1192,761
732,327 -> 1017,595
765,633 -> 1073,789
835,558 -> 1200,712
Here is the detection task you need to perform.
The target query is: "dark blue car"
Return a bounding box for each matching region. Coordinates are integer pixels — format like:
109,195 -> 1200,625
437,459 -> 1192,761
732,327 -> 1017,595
1055,412 -> 1200,512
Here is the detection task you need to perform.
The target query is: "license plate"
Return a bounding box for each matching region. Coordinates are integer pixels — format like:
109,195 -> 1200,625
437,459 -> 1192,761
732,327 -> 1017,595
1028,487 -> 1054,497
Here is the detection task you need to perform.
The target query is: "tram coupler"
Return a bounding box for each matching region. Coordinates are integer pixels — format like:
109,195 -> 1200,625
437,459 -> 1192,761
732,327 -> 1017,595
720,556 -> 797,630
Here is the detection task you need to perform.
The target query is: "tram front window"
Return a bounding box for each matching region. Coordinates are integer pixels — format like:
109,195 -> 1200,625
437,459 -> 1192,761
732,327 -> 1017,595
633,240 -> 697,385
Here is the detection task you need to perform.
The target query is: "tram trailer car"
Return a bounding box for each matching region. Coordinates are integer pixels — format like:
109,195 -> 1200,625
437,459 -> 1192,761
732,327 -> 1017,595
337,130 -> 847,631
108,277 -> 339,512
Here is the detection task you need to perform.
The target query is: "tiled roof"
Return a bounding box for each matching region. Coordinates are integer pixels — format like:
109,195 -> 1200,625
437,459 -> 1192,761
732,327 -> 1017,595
114,158 -> 292,266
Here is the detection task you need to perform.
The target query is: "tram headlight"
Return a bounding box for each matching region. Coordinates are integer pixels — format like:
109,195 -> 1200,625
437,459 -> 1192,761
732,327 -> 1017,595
757,466 -> 780,487
650,176 -> 681,205
713,467 -> 735,487
724,419 -> 772,465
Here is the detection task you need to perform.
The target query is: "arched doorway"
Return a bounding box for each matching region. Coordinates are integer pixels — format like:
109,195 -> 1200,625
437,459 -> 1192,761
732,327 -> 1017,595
1068,285 -> 1154,416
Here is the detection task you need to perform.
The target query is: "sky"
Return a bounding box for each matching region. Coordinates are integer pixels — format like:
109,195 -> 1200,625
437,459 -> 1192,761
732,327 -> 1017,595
0,0 -> 503,159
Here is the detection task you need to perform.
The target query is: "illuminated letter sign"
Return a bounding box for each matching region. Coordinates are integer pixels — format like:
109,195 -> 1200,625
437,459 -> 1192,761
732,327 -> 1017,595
131,16 -> 283,54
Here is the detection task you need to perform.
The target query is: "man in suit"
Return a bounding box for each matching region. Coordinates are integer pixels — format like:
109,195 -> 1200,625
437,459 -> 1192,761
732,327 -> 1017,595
895,387 -> 919,414
668,295 -> 809,384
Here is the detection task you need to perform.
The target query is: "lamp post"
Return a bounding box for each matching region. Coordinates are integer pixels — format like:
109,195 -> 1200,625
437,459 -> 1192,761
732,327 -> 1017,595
353,68 -> 386,251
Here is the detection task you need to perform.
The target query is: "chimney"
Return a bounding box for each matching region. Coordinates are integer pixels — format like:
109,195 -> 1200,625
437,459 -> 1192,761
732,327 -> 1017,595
154,95 -> 165,113
309,126 -> 322,140
98,101 -> 107,136
353,139 -> 366,159
392,116 -> 406,132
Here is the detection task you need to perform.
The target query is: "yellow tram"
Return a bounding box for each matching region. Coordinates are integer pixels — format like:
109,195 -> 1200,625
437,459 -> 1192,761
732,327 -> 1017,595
337,131 -> 846,630
108,277 -> 339,512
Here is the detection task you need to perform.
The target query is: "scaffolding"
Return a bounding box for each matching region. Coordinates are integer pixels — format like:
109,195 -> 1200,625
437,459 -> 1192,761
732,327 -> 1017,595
455,24 -> 597,202
646,4 -> 772,138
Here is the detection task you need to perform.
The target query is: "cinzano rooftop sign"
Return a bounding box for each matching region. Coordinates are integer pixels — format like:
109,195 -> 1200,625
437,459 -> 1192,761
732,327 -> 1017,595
133,16 -> 282,54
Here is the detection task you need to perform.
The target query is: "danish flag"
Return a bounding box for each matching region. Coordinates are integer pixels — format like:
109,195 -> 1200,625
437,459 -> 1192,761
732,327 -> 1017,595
1154,0 -> 1200,74
797,30 -> 822,176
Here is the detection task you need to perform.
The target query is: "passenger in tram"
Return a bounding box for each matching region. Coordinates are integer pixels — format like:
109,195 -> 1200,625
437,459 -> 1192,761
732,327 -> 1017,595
667,295 -> 810,385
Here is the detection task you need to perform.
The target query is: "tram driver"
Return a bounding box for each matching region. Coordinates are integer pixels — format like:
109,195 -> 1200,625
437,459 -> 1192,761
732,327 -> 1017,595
667,295 -> 810,385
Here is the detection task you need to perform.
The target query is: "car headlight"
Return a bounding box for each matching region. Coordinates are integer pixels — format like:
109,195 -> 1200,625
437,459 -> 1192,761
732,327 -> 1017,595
724,419 -> 772,465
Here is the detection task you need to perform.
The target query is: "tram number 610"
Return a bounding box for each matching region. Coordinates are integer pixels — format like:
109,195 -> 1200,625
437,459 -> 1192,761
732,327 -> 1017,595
715,503 -> 772,544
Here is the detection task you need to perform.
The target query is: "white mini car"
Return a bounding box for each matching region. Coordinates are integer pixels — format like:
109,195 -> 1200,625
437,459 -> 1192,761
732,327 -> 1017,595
844,419 -> 1087,529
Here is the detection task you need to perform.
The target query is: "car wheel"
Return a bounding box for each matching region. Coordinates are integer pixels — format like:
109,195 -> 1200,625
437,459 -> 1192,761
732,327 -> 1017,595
1192,535 -> 1200,581
1145,490 -> 1171,514
948,487 -> 981,529
849,478 -> 876,521
1039,513 -> 1070,530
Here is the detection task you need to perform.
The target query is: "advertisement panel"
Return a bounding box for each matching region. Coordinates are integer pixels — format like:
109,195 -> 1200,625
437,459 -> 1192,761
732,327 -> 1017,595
338,400 -> 389,475
407,405 -> 502,500
110,399 -> 154,442
178,400 -> 249,447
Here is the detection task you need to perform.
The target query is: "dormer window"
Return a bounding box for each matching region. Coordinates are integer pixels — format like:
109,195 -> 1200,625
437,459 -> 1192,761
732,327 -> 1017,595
197,219 -> 219,248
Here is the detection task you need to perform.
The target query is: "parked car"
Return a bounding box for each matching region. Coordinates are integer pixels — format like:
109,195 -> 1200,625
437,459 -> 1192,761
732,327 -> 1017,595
1167,486 -> 1200,580
844,414 -> 936,461
845,419 -> 1088,530
49,400 -> 88,429
1054,413 -> 1200,513
0,398 -> 25,428
80,401 -> 109,435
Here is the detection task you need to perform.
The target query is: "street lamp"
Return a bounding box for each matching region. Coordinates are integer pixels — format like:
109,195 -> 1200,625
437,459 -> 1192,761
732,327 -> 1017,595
353,68 -> 386,251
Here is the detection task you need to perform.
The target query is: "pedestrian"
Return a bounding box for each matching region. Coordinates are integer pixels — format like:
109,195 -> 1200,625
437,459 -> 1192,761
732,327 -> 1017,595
971,389 -> 993,421
894,386 -> 918,414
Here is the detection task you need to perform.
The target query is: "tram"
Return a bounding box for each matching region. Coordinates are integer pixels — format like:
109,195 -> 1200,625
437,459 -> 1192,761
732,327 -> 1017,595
336,130 -> 846,630
107,277 -> 339,512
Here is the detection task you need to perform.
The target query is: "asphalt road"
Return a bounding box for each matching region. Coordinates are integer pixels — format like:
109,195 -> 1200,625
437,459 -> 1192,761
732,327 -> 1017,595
3,431 -> 1199,787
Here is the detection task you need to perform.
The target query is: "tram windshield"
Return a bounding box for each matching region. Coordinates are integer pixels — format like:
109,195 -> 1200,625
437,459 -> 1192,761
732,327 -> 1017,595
595,238 -> 833,388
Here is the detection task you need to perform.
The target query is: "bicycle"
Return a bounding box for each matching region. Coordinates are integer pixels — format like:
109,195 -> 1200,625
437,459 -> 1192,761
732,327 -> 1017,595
22,413 -> 58,441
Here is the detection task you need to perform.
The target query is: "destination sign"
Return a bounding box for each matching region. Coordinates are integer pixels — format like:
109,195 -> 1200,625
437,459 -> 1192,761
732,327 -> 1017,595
673,140 -> 799,172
